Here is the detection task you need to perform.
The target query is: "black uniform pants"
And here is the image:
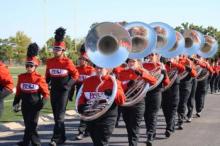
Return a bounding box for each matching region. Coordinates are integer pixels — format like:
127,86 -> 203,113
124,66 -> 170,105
162,81 -> 179,132
21,104 -> 40,146
0,87 -> 11,117
214,75 -> 219,92
121,101 -> 145,146
50,88 -> 69,143
87,103 -> 118,146
187,78 -> 198,118
195,77 -> 208,113
210,75 -> 217,93
116,106 -> 122,125
215,75 -> 220,91
144,88 -> 162,138
206,75 -> 212,95
177,80 -> 192,125
218,75 -> 220,91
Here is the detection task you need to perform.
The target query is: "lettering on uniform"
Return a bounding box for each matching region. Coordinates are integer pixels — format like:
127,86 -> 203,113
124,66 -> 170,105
50,69 -> 68,76
79,75 -> 89,82
20,83 -> 39,91
84,92 -> 107,100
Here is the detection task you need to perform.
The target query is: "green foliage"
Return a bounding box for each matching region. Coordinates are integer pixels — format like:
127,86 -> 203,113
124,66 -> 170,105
39,45 -> 53,64
0,31 -> 31,64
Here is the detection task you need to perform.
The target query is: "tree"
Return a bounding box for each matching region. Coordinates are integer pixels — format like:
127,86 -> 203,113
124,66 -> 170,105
0,39 -> 16,64
9,31 -> 31,63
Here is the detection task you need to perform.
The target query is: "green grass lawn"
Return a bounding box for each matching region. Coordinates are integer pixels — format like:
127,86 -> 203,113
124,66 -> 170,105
0,66 -> 76,123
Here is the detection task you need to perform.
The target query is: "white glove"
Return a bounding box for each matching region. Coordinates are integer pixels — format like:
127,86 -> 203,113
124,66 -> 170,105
13,104 -> 21,113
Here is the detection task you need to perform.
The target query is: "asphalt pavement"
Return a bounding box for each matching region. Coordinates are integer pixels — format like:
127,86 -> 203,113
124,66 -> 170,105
0,92 -> 220,146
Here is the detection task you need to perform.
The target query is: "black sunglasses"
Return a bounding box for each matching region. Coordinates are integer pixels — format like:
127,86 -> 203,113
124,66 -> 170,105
25,64 -> 34,68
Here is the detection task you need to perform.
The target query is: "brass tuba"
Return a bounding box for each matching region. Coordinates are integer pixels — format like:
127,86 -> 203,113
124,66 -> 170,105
197,35 -> 218,58
149,22 -> 178,90
121,21 -> 155,106
159,31 -> 185,90
178,30 -> 204,80
75,22 -> 132,121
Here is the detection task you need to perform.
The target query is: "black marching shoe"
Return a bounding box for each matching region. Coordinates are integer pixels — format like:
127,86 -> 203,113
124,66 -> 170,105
84,131 -> 90,137
165,130 -> 172,138
196,112 -> 201,117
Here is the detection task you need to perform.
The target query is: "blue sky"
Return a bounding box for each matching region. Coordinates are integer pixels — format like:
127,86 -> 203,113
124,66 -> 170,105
0,0 -> 219,47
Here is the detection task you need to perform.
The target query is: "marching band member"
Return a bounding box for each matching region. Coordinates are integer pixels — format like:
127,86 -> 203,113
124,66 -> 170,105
217,60 -> 220,92
142,53 -> 170,145
13,43 -> 49,146
77,65 -> 126,146
75,45 -> 96,140
186,56 -> 199,122
213,60 -> 220,93
46,27 -> 79,145
192,56 -> 214,118
161,57 -> 185,137
177,55 -> 197,129
0,61 -> 14,117
205,59 -> 213,94
210,60 -> 217,94
118,58 -> 157,146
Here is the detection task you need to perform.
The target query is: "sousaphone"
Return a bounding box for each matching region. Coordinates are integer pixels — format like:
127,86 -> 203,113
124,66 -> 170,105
76,22 -> 132,121
121,21 -> 156,106
194,35 -> 218,81
179,30 -> 205,80
148,22 -> 178,91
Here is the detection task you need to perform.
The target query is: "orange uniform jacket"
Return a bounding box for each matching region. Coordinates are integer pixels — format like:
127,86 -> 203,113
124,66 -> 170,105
0,64 -> 14,91
212,66 -> 220,75
78,75 -> 126,106
178,58 -> 197,77
113,64 -> 127,77
142,62 -> 170,86
197,60 -> 214,73
16,71 -> 49,99
46,57 -> 79,81
165,62 -> 185,74
117,68 -> 157,91
76,65 -> 95,83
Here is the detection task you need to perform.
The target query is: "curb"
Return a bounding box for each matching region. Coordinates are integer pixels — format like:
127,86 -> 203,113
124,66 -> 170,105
0,110 -> 79,137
